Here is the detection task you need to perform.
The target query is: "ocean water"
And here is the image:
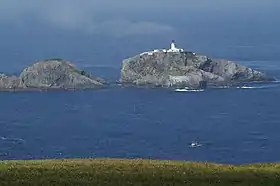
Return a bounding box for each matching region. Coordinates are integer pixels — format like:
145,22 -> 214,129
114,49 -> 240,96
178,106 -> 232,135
0,62 -> 280,165
1,6 -> 280,164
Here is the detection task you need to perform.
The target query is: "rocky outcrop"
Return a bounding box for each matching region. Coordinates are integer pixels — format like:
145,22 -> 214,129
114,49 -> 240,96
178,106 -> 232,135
120,51 -> 274,89
0,74 -> 21,89
0,59 -> 105,90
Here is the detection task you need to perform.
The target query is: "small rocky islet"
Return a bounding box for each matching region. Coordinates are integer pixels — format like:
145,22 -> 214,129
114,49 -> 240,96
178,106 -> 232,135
0,59 -> 105,91
0,41 -> 275,91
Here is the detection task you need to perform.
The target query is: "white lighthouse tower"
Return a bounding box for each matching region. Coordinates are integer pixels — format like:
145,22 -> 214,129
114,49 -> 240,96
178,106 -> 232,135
168,40 -> 183,52
171,40 -> 177,50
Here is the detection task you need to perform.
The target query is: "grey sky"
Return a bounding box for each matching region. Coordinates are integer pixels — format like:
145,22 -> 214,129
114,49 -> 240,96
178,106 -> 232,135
0,0 -> 279,71
0,0 -> 180,36
0,0 -> 278,37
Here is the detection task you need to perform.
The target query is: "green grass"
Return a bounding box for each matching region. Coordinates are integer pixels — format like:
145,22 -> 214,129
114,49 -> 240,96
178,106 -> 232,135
0,158 -> 280,185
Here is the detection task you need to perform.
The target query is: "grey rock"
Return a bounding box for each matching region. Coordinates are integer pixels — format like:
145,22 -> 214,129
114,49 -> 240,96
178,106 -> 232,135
0,59 -> 104,91
0,74 -> 21,89
19,59 -> 104,89
120,51 -> 274,88
199,59 -> 269,82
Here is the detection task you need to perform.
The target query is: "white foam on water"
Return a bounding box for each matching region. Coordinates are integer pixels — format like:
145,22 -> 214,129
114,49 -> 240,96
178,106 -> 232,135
189,142 -> 202,148
272,79 -> 280,83
237,86 -> 257,89
0,136 -> 25,142
174,81 -> 280,91
175,89 -> 204,92
236,84 -> 280,89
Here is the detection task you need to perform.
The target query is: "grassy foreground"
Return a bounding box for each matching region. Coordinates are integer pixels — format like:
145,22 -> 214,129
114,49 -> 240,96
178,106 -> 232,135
0,158 -> 280,185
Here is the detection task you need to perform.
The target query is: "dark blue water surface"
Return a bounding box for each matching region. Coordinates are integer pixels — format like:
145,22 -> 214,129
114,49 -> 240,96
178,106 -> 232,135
1,5 -> 280,164
0,62 -> 280,164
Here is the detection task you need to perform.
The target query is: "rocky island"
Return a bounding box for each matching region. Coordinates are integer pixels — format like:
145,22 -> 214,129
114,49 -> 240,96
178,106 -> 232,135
120,41 -> 274,89
0,42 -> 275,91
0,59 -> 105,91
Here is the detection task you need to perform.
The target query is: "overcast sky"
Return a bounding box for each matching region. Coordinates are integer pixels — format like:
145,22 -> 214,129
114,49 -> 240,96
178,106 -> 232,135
0,0 -> 280,71
1,0 -> 278,36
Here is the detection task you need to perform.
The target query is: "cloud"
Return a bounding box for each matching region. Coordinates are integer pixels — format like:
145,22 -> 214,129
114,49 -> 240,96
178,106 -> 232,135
88,20 -> 174,37
0,0 -> 175,37
0,0 -> 276,37
43,16 -> 174,37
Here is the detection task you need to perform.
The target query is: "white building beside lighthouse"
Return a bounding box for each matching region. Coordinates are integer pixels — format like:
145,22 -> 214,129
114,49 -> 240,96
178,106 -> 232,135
139,40 -> 184,56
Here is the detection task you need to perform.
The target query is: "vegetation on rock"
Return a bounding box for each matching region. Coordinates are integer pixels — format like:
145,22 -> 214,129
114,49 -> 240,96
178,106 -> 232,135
0,158 -> 280,186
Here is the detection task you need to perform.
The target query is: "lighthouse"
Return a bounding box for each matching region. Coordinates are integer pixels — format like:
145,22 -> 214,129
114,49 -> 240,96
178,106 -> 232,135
168,40 -> 183,52
171,40 -> 176,50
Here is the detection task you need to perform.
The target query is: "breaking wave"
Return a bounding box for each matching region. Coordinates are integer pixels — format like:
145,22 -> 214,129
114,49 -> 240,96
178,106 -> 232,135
0,136 -> 25,142
214,81 -> 280,90
236,83 -> 280,89
236,86 -> 264,89
175,89 -> 204,92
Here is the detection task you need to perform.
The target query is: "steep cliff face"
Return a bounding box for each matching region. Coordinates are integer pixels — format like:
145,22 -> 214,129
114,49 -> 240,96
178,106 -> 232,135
120,51 -> 273,89
0,59 -> 105,91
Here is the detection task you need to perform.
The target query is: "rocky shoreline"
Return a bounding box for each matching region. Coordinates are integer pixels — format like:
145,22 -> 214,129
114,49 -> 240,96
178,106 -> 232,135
0,59 -> 105,91
0,49 -> 276,91
120,50 -> 275,89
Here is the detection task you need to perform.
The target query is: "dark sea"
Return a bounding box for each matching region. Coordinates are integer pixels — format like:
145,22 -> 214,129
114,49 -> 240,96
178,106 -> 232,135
0,62 -> 280,165
1,8 -> 280,165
